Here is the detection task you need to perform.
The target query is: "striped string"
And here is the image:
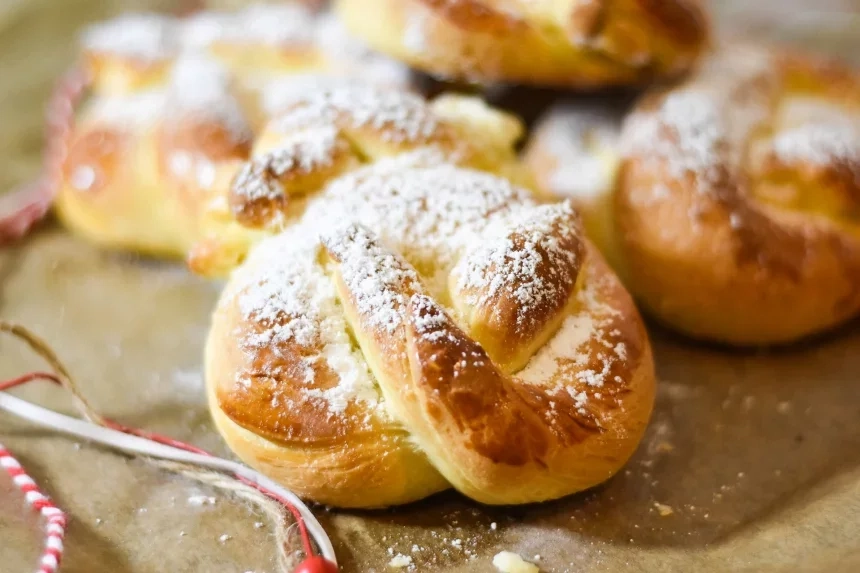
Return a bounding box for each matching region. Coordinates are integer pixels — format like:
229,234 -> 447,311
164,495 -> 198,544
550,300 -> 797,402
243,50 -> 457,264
0,322 -> 337,573
0,443 -> 67,573
0,66 -> 89,244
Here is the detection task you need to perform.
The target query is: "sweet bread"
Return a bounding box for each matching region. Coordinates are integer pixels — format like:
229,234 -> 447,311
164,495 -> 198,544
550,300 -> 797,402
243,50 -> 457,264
524,98 -> 629,271
532,47 -> 860,345
55,4 -> 412,258
334,0 -> 710,88
617,47 -> 860,344
187,82 -> 536,276
205,152 -> 655,507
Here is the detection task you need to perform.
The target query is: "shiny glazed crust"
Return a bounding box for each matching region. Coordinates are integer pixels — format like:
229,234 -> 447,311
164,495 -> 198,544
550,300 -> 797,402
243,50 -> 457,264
206,154 -> 655,507
616,47 -> 860,345
335,0 -> 710,87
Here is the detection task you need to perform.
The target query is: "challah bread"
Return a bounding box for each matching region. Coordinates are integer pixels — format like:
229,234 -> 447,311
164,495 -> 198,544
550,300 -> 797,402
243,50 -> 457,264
55,4 -> 413,258
206,152 -> 655,507
188,83 -> 536,276
617,47 -> 860,345
334,0 -> 710,88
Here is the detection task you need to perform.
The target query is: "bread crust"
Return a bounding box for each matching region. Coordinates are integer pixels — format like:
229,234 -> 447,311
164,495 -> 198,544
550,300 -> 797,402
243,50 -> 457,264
335,0 -> 709,87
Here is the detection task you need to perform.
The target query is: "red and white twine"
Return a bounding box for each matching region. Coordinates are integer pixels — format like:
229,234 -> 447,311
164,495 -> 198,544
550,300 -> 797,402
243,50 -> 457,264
0,442 -> 67,573
0,67 -> 89,244
0,323 -> 338,573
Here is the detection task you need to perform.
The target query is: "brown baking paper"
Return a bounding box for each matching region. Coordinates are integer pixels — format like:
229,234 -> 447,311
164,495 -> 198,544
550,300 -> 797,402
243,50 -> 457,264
2,1 -> 860,572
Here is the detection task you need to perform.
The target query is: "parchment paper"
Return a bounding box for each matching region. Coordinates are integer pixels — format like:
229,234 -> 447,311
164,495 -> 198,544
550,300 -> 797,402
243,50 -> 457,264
1,2 -> 859,572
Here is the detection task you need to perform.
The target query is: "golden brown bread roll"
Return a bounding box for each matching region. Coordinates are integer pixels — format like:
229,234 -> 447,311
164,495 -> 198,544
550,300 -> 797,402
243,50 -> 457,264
187,82 -> 536,276
206,151 -> 655,507
334,0 -> 710,88
55,4 -> 413,258
527,46 -> 860,345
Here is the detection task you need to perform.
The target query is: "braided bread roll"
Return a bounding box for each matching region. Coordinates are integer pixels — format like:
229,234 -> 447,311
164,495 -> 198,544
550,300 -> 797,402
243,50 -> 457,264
335,0 -> 710,88
188,82 -> 535,276
206,151 -> 655,507
527,47 -> 860,345
55,5 -> 412,258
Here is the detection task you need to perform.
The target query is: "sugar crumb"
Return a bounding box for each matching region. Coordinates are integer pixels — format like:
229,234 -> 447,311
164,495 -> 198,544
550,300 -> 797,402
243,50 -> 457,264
654,502 -> 674,516
388,553 -> 413,568
493,551 -> 539,573
187,495 -> 216,506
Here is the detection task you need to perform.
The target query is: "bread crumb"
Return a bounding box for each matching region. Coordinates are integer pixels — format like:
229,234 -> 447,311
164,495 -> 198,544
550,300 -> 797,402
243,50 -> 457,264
493,551 -> 539,573
388,554 -> 413,568
654,502 -> 674,516
187,495 -> 216,506
219,534 -> 232,543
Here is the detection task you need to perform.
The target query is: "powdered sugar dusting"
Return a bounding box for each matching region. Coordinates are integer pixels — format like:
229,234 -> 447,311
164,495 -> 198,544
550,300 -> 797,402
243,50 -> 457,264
622,90 -> 729,192
262,75 -> 364,116
621,48 -> 775,196
621,46 -> 860,230
273,84 -> 441,144
232,125 -> 341,202
180,11 -> 232,51
166,54 -> 252,142
303,159 -> 532,295
230,159 -> 534,415
228,153 -> 634,420
777,97 -> 854,129
234,233 -> 379,415
179,4 -> 318,51
536,105 -> 621,199
87,91 -> 166,128
324,224 -> 420,333
772,123 -> 860,168
518,271 -> 626,401
82,5 -> 407,90
454,202 -> 582,329
82,13 -> 177,61
227,4 -> 316,47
